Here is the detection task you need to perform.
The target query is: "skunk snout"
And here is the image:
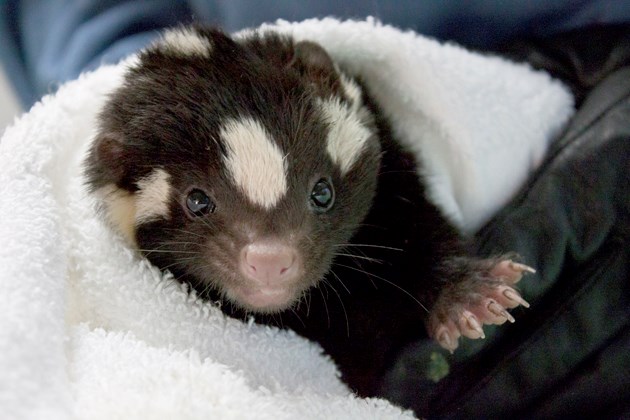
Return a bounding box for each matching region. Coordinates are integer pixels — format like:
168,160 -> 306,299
241,241 -> 300,286
231,240 -> 304,311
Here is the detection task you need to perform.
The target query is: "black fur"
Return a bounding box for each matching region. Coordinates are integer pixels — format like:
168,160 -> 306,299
86,27 -> 513,397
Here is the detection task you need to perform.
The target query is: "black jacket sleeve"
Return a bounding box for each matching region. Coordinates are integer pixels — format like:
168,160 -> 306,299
382,24 -> 630,419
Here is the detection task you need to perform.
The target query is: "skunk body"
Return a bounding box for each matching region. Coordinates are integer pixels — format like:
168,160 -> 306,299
85,27 -> 532,396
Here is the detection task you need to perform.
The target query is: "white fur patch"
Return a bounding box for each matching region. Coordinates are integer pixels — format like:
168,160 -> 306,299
96,184 -> 137,244
318,98 -> 372,175
135,169 -> 172,224
155,27 -> 212,57
221,118 -> 288,209
338,72 -> 363,109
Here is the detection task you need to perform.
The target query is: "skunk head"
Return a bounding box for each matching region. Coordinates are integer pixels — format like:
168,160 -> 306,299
85,27 -> 381,312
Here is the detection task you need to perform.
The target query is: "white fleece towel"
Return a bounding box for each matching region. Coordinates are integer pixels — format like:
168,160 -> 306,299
0,18 -> 573,420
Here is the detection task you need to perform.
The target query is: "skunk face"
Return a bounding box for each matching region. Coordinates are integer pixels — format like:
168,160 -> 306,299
85,27 -> 381,312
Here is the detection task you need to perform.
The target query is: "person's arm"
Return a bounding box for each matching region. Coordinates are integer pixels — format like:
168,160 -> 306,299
0,0 -> 193,107
2,0 -> 627,109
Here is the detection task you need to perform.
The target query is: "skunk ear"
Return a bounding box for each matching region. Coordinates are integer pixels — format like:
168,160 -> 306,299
289,41 -> 338,89
85,132 -> 128,190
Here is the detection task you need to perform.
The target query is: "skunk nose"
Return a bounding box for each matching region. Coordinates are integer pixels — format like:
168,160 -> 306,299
241,242 -> 299,285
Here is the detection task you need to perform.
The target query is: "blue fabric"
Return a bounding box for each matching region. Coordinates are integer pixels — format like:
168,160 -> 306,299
1,0 -> 630,107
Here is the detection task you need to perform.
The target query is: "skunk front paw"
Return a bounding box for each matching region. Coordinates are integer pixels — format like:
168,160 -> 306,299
428,257 -> 535,353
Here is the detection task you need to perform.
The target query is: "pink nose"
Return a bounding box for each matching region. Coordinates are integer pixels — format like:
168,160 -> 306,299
241,242 -> 299,285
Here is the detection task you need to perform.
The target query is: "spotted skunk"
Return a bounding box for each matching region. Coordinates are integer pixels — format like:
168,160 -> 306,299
85,26 -> 533,397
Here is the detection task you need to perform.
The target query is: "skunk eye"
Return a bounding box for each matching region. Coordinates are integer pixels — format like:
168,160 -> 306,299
310,178 -> 334,212
186,189 -> 215,216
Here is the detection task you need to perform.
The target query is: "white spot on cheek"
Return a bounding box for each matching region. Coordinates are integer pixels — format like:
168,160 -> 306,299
135,169 -> 172,224
96,184 -> 137,245
155,27 -> 212,57
319,97 -> 372,175
221,117 -> 288,209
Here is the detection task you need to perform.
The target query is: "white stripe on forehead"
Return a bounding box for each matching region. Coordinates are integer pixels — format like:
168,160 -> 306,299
135,169 -> 172,224
318,97 -> 372,175
221,117 -> 288,209
154,27 -> 212,57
